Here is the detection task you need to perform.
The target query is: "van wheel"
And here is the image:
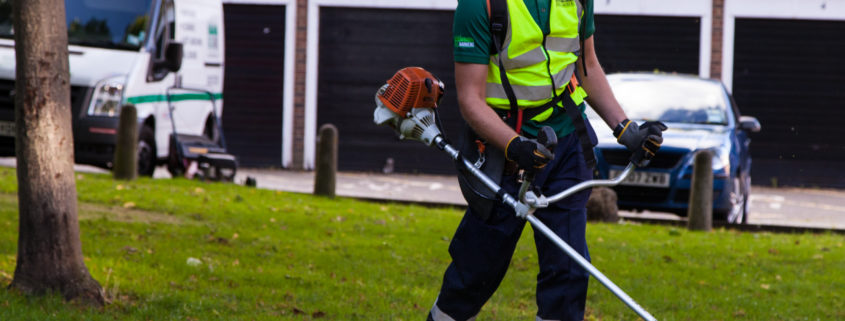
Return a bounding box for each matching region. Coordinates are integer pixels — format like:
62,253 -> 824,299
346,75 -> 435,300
203,116 -> 219,143
137,125 -> 156,177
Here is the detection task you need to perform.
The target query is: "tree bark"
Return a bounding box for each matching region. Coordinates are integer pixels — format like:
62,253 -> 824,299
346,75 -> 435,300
9,0 -> 104,306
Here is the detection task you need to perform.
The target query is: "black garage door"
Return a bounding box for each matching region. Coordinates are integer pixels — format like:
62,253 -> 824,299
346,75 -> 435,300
222,4 -> 285,166
594,14 -> 700,75
318,7 -> 460,174
733,18 -> 845,188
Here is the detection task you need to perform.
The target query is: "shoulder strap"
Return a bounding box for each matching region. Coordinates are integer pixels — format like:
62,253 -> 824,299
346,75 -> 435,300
487,0 -> 508,53
487,0 -> 521,132
579,0 -> 588,77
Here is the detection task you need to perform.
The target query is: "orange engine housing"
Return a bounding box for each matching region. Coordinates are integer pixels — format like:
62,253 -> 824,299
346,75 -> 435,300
378,67 -> 444,117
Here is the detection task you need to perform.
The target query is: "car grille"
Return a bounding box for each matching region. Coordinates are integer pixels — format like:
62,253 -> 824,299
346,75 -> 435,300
674,188 -> 727,206
673,189 -> 690,204
613,186 -> 671,203
600,148 -> 685,169
0,79 -> 90,114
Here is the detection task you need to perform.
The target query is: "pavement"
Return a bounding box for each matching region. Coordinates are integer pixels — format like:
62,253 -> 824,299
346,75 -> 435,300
183,164 -> 845,230
238,169 -> 845,230
2,157 -> 844,230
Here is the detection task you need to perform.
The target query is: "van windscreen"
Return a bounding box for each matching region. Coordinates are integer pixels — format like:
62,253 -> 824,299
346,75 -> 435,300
0,0 -> 153,51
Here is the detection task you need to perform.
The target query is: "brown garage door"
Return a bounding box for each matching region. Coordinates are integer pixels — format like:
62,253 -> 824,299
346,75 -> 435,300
733,18 -> 845,187
317,7 -> 460,175
222,4 -> 285,166
594,14 -> 700,74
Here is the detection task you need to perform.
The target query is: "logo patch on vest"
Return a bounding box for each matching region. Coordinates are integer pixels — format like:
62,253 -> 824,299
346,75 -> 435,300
454,36 -> 475,48
555,0 -> 575,7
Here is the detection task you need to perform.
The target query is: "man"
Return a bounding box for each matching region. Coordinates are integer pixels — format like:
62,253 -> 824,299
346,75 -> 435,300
428,0 -> 665,320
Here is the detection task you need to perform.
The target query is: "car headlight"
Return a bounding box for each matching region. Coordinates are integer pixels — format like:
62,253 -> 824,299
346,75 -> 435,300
685,145 -> 731,174
711,145 -> 731,173
87,76 -> 126,117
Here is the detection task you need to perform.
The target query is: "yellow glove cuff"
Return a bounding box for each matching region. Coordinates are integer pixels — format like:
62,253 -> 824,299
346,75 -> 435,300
504,135 -> 520,161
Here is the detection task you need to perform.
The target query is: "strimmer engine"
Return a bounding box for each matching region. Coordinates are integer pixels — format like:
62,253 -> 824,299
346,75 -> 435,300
373,67 -> 445,146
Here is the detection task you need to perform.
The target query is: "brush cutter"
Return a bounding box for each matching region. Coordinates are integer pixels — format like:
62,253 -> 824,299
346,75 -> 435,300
373,67 -> 657,321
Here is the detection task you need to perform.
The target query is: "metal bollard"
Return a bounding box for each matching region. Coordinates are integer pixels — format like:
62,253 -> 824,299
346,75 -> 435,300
688,150 -> 713,231
113,105 -> 138,180
314,123 -> 338,197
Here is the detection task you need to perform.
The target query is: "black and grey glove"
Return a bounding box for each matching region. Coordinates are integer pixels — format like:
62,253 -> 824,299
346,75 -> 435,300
505,135 -> 554,171
614,119 -> 667,167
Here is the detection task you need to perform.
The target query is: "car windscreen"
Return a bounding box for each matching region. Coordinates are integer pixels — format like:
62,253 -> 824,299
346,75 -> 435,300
608,77 -> 730,125
0,0 -> 152,51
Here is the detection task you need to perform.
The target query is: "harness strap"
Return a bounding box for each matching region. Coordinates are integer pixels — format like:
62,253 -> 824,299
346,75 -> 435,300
489,0 -> 520,133
560,84 -> 597,169
512,75 -> 596,169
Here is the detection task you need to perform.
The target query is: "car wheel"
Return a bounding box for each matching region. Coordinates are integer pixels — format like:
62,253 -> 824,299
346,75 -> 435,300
137,125 -> 156,177
741,173 -> 751,224
726,174 -> 749,224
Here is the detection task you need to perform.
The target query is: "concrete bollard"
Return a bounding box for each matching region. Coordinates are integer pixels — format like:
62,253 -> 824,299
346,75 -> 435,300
314,123 -> 338,197
113,105 -> 138,180
688,150 -> 713,231
586,187 -> 619,223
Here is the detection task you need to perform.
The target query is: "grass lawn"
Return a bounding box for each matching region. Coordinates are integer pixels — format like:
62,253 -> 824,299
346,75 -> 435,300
0,167 -> 842,320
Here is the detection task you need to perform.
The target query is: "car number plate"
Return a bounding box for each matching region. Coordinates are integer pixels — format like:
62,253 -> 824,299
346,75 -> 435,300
609,169 -> 670,188
0,120 -> 14,137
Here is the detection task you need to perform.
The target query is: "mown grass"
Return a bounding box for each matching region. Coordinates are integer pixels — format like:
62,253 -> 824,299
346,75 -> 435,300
0,166 -> 842,320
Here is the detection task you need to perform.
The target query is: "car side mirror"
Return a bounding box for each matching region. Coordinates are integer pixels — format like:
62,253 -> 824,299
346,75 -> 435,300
739,115 -> 761,133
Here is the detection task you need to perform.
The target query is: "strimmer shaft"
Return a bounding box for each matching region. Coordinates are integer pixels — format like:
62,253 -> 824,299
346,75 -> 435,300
525,214 -> 656,321
434,136 -> 657,321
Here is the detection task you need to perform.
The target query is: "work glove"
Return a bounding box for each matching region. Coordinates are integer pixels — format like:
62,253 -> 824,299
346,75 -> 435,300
614,119 -> 667,167
505,135 -> 554,171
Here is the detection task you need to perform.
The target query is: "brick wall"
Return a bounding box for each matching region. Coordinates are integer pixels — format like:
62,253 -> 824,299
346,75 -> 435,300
711,0 -> 724,81
292,0 -> 308,169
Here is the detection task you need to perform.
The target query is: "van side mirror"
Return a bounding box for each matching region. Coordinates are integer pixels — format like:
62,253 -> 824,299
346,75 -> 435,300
739,115 -> 761,133
152,41 -> 183,74
163,41 -> 183,72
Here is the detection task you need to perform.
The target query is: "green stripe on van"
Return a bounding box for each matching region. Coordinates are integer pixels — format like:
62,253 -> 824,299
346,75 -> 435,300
125,93 -> 223,105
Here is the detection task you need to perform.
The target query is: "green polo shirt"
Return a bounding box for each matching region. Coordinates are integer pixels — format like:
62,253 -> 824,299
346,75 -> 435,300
453,0 -> 596,139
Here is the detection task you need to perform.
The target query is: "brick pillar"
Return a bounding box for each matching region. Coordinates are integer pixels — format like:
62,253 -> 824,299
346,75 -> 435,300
710,0 -> 724,81
292,0 -> 308,169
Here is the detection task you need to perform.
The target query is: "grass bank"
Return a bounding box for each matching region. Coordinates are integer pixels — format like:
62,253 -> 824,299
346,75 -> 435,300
0,167 -> 842,320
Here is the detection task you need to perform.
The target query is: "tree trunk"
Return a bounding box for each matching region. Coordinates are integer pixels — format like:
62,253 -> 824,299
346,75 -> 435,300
9,0 -> 104,306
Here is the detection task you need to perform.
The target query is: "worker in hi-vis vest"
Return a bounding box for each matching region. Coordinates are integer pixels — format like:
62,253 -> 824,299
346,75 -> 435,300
429,0 -> 666,320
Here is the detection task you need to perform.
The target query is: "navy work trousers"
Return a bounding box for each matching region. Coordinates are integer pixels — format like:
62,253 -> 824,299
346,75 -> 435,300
431,133 -> 594,321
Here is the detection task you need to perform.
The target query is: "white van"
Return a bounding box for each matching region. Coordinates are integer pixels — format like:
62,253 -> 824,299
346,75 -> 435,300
0,0 -> 225,176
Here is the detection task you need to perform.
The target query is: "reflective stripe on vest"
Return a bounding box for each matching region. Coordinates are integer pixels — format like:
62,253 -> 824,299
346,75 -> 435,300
486,0 -> 586,122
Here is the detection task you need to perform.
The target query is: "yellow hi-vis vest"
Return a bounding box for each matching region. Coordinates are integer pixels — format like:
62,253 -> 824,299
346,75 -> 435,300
486,0 -> 588,123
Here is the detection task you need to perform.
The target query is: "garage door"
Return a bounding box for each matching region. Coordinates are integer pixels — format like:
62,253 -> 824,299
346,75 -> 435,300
733,18 -> 845,188
317,7 -> 460,174
593,14 -> 700,75
222,4 -> 285,166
